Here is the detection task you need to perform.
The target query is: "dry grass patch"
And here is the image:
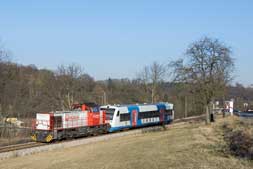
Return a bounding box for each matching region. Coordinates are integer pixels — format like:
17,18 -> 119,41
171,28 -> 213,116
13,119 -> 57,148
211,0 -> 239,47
0,120 -> 252,169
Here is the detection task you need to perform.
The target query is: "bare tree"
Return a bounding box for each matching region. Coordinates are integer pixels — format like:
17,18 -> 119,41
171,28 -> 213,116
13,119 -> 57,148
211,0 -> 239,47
138,62 -> 165,103
169,37 -> 234,123
0,41 -> 11,118
150,62 -> 166,103
0,40 -> 10,63
137,66 -> 150,100
56,64 -> 85,109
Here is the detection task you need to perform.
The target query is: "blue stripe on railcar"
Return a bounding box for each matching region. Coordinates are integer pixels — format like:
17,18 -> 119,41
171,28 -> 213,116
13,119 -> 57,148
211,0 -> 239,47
157,103 -> 173,123
127,105 -> 140,127
157,103 -> 165,122
157,103 -> 166,111
109,125 -> 132,132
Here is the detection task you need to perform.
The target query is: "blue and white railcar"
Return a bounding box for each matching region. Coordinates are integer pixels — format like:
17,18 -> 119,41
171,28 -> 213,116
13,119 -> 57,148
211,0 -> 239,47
100,102 -> 174,132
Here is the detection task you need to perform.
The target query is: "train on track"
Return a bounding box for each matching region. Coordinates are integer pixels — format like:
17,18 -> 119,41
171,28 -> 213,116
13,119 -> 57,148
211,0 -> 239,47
31,102 -> 174,142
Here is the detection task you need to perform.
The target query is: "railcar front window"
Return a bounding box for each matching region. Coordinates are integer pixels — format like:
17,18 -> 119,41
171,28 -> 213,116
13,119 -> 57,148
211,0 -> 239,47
101,108 -> 115,120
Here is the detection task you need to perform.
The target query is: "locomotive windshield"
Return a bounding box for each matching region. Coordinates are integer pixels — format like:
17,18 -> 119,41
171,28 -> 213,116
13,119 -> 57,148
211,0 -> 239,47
101,108 -> 115,120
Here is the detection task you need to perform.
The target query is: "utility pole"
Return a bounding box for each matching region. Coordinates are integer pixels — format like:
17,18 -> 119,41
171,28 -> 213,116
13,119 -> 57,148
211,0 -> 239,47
103,91 -> 107,105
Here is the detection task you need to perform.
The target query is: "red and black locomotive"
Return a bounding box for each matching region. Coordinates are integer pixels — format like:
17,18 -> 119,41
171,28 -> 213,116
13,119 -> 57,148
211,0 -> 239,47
31,103 -> 110,142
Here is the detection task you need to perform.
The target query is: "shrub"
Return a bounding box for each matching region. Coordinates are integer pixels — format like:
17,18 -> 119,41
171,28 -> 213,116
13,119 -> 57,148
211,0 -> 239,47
223,119 -> 253,159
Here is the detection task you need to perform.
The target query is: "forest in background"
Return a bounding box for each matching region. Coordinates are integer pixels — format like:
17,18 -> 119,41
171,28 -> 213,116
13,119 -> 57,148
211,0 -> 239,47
0,58 -> 252,119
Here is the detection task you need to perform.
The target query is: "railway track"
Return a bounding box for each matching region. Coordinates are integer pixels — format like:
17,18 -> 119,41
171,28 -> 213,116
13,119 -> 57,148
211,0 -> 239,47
0,115 -> 205,154
0,142 -> 45,153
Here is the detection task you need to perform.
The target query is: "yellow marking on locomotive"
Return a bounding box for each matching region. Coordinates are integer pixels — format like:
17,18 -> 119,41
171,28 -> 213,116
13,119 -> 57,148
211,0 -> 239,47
45,134 -> 53,142
31,134 -> 37,141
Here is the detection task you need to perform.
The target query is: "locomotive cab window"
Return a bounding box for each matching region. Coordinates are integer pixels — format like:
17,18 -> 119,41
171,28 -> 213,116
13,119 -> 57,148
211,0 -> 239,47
101,108 -> 115,120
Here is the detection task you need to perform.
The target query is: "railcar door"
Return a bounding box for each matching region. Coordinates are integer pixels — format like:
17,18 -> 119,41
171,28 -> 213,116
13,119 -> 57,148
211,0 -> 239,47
159,109 -> 165,122
131,110 -> 137,127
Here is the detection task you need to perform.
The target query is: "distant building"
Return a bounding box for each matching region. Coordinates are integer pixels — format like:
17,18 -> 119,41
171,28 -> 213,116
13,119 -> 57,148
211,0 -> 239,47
224,100 -> 234,115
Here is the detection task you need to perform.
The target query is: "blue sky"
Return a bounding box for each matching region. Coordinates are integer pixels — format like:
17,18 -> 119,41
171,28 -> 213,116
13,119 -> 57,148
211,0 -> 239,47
0,0 -> 252,85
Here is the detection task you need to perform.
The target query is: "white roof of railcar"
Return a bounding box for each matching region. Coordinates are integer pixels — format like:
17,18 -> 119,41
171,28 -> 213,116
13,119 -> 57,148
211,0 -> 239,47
101,102 -> 173,108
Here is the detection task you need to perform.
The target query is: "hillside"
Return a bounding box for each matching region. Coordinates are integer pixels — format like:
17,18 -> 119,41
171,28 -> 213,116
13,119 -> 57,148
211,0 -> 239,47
0,118 -> 252,169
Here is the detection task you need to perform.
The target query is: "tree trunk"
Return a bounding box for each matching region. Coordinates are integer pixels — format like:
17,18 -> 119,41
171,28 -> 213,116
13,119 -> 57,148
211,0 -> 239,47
67,92 -> 71,110
151,88 -> 155,103
205,105 -> 210,124
184,96 -> 188,118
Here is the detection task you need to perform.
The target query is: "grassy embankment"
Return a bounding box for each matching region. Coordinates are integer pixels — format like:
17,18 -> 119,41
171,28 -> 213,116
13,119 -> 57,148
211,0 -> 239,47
0,117 -> 252,169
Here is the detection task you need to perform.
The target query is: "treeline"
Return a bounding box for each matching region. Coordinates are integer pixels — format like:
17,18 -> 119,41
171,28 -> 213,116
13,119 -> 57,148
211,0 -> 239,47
0,62 -> 99,117
0,60 -> 173,117
0,59 -> 252,119
0,59 -> 198,118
